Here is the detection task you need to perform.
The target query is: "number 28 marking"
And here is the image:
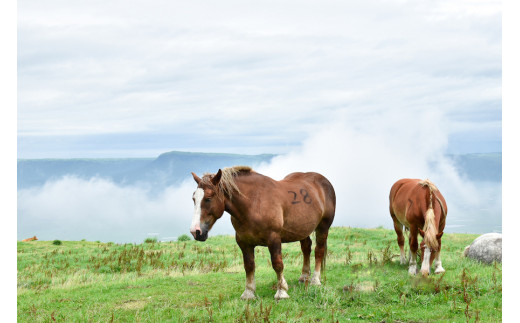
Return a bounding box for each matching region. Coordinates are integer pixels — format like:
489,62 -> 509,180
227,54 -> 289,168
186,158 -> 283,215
288,189 -> 312,204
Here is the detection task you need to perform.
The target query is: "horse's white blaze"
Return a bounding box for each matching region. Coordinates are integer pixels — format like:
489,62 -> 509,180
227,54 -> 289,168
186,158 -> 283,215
190,188 -> 204,233
421,247 -> 431,274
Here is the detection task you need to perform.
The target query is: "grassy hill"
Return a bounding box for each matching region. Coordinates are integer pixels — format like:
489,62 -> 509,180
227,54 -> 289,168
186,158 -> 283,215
17,227 -> 501,322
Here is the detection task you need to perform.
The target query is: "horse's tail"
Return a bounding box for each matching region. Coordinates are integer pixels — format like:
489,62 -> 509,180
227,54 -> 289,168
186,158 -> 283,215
420,179 -> 439,251
423,208 -> 439,251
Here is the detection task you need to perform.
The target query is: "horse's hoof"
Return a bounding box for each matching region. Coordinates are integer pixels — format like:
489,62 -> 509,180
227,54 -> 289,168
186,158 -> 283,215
274,289 -> 290,299
408,266 -> 417,275
298,275 -> 309,283
310,279 -> 321,286
434,267 -> 446,274
240,290 -> 256,300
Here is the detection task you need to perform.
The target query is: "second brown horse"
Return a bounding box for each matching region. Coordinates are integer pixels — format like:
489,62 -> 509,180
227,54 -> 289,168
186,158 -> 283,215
190,166 -> 336,299
389,178 -> 447,276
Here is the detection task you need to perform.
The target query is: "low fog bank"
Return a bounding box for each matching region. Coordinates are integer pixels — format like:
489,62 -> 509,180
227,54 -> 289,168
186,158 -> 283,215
18,114 -> 501,242
257,113 -> 501,234
17,176 -> 235,243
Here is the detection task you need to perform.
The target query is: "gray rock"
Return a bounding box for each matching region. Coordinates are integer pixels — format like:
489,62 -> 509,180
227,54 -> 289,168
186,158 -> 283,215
463,233 -> 502,264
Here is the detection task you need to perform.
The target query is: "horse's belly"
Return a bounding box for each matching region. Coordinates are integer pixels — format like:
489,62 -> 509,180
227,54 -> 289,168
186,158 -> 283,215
280,220 -> 318,242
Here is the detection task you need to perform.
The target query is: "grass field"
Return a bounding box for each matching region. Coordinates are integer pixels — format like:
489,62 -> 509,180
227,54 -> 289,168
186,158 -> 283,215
17,227 -> 501,322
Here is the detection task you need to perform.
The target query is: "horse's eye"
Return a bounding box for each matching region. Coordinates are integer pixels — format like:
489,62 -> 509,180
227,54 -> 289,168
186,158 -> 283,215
205,198 -> 212,202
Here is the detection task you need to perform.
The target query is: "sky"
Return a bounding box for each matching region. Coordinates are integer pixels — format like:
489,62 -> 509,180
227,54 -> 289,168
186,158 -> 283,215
6,1 -> 520,319
17,0 -> 502,158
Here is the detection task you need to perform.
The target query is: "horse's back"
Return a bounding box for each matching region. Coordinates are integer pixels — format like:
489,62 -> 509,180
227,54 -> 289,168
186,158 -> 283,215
390,178 -> 446,228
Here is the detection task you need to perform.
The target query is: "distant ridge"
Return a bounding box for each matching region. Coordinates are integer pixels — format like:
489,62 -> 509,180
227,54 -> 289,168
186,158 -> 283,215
17,151 -> 276,189
18,151 -> 500,190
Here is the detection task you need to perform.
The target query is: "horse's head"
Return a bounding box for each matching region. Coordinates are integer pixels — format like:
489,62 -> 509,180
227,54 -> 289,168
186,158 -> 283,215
189,169 -> 225,241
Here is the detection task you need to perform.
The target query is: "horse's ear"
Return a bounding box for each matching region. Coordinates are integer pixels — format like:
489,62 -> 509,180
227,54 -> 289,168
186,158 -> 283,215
436,232 -> 444,239
191,172 -> 201,184
211,169 -> 222,186
418,228 -> 425,237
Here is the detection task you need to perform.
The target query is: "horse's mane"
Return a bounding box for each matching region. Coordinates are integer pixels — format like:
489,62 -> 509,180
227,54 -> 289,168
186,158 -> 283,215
203,166 -> 253,199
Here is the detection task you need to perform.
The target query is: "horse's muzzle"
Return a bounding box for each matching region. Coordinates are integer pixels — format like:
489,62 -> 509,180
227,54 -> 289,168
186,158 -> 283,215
195,229 -> 208,242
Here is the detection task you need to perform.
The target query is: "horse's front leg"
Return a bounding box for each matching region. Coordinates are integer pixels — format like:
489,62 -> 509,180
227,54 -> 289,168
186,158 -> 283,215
237,237 -> 256,300
433,241 -> 445,274
268,235 -> 289,299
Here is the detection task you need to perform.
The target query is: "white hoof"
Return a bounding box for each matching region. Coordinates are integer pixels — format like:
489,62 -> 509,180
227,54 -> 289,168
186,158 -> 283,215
274,289 -> 290,299
310,272 -> 321,286
240,289 -> 256,300
408,265 -> 417,275
434,266 -> 446,274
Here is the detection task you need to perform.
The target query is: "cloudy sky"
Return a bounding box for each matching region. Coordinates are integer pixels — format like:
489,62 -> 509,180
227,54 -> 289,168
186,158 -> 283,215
17,0 -> 501,158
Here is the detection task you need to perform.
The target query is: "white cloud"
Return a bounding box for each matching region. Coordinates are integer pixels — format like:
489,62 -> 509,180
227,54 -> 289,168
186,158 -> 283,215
17,0 -> 501,156
17,176 -> 229,242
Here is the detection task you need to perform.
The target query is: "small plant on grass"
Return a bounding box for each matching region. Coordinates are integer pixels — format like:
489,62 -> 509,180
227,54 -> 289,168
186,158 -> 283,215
177,234 -> 191,242
144,237 -> 158,243
52,240 -> 62,245
345,245 -> 352,265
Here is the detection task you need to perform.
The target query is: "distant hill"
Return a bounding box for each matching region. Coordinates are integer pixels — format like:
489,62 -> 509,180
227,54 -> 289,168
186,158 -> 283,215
17,151 -> 276,189
17,151 -> 500,190
449,153 -> 501,182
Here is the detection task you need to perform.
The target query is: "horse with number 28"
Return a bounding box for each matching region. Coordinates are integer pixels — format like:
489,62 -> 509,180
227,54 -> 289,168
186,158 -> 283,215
189,166 -> 336,299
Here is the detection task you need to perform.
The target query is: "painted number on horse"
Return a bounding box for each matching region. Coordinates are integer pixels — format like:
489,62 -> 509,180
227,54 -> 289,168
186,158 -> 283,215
288,189 -> 312,204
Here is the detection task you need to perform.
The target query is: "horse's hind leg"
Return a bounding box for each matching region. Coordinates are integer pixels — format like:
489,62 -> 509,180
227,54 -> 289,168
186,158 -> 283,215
268,234 -> 289,299
391,214 -> 406,265
311,218 -> 333,286
408,227 -> 419,275
299,236 -> 312,283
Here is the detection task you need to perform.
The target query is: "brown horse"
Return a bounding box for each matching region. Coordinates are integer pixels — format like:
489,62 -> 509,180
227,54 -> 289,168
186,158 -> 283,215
190,166 -> 336,299
389,178 -> 447,276
22,236 -> 38,242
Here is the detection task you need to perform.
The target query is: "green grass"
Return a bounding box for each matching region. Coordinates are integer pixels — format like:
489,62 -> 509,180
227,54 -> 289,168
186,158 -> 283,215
17,227 -> 501,322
